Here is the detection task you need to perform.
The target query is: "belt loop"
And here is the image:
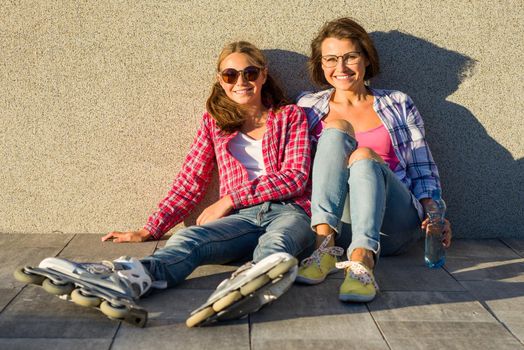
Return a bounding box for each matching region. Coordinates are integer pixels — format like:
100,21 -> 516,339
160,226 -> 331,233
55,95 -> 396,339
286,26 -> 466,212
257,202 -> 271,223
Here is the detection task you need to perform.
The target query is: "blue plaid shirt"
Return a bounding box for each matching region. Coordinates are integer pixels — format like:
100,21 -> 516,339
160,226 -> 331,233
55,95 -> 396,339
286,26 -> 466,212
297,88 -> 442,219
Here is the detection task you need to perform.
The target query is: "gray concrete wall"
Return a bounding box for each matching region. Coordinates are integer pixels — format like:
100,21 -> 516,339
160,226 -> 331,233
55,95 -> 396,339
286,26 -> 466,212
1,1 -> 522,238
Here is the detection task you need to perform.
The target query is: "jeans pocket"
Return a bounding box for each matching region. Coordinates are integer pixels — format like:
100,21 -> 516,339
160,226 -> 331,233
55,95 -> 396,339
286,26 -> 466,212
285,202 -> 308,215
285,203 -> 298,212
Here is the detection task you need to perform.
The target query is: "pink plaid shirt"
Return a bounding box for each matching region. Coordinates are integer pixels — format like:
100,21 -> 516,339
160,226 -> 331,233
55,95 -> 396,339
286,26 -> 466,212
144,104 -> 311,239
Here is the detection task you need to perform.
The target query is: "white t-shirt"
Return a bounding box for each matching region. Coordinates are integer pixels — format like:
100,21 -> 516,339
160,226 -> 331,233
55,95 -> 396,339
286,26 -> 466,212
228,132 -> 266,180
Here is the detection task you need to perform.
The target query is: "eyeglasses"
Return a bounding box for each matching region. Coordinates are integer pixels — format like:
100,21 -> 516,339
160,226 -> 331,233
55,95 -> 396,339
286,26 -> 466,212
321,51 -> 362,68
219,66 -> 262,84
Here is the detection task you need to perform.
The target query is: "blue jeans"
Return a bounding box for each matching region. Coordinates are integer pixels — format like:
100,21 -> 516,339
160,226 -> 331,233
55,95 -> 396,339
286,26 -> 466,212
311,128 -> 421,259
141,202 -> 315,287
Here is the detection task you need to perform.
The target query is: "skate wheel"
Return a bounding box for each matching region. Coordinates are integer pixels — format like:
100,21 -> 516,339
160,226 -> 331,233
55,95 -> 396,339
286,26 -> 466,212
42,278 -> 75,295
186,306 -> 215,328
267,258 -> 297,279
71,289 -> 101,307
13,266 -> 45,285
212,290 -> 242,312
100,300 -> 129,319
240,274 -> 270,296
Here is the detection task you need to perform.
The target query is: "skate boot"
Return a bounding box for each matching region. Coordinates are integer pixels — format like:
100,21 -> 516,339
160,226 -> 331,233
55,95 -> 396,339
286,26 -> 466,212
186,252 -> 298,328
14,256 -> 152,327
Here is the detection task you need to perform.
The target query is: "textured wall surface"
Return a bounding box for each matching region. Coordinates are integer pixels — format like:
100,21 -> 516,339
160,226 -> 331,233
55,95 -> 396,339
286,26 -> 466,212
1,1 -> 522,238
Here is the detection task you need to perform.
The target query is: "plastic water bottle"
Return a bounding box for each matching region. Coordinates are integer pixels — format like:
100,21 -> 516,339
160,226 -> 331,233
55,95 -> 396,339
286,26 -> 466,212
424,189 -> 446,268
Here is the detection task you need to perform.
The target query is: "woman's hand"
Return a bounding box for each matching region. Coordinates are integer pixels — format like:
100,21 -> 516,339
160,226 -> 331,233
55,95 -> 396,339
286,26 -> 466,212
421,218 -> 452,248
196,195 -> 234,226
101,228 -> 151,243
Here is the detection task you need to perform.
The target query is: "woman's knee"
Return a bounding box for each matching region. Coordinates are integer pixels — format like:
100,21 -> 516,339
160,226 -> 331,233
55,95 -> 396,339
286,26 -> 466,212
348,147 -> 384,166
164,226 -> 204,249
324,119 -> 355,138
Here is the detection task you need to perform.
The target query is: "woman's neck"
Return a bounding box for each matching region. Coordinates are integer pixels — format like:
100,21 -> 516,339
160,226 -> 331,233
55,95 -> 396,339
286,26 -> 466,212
332,85 -> 371,106
243,103 -> 267,123
239,102 -> 267,137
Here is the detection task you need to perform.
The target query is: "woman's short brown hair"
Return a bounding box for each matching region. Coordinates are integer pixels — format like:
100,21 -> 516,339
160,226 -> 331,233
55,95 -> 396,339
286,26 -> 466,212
206,41 -> 288,133
308,17 -> 380,87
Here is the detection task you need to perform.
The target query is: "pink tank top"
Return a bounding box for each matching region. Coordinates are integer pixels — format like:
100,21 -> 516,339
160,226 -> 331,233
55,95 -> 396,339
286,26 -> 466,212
355,124 -> 399,171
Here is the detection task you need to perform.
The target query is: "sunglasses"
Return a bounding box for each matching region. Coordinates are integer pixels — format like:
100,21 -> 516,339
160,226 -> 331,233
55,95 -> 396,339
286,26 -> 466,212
219,66 -> 262,84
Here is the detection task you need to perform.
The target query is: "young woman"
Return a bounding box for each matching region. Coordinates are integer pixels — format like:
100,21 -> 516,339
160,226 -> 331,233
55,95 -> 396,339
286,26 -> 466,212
296,18 -> 452,302
99,41 -> 315,291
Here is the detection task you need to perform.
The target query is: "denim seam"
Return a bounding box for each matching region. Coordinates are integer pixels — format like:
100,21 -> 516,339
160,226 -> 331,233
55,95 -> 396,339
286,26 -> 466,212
347,239 -> 381,262
348,157 -> 385,169
256,202 -> 271,225
323,126 -> 357,146
159,228 -> 262,267
311,212 -> 342,233
347,158 -> 387,264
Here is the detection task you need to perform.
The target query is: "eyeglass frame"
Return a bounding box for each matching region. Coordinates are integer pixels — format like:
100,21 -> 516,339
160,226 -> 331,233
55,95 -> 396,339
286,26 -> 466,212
218,66 -> 263,84
320,51 -> 362,68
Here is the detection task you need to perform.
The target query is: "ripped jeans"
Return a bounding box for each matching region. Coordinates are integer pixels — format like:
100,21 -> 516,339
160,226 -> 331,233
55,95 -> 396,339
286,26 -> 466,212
141,202 -> 315,287
310,128 -> 421,259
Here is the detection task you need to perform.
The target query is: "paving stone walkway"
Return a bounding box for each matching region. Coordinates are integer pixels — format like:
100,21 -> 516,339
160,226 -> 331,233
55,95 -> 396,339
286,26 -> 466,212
1,234 -> 523,350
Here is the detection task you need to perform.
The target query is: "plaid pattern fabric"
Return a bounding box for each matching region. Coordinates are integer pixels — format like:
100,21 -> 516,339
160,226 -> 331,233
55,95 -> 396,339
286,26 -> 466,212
297,88 -> 441,219
144,104 -> 311,239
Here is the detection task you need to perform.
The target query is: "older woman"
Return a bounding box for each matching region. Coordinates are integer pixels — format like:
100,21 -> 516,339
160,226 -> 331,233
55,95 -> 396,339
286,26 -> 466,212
296,18 -> 452,302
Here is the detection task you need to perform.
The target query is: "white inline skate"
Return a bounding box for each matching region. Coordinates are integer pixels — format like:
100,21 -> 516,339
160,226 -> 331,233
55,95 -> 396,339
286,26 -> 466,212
14,256 -> 152,327
186,252 -> 298,327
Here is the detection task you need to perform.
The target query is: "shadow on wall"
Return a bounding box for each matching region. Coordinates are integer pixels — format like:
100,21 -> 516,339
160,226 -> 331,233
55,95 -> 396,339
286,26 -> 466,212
185,32 -> 523,238
265,32 -> 522,238
371,30 -> 523,238
263,49 -> 316,100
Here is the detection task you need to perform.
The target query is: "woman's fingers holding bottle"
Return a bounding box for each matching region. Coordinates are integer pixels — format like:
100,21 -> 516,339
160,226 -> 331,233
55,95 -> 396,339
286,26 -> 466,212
420,218 -> 429,230
421,218 -> 439,234
442,219 -> 452,248
421,218 -> 452,248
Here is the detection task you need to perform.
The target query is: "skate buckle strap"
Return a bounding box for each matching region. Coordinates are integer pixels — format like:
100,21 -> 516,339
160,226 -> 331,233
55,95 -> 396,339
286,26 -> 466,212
151,280 -> 167,289
300,234 -> 344,268
231,261 -> 255,279
336,261 -> 379,290
83,262 -> 114,275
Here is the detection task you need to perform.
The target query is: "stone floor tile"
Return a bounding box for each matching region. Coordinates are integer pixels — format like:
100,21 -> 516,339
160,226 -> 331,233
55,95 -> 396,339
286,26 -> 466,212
369,291 -> 496,322
380,321 -> 523,350
112,320 -> 249,350
254,280 -> 368,319
446,257 -> 524,282
0,287 -> 118,338
138,288 -> 217,322
0,338 -> 112,350
504,322 -> 524,345
178,264 -> 240,289
0,288 -> 20,313
502,239 -> 524,257
375,256 -> 464,292
250,280 -> 388,349
58,234 -> 157,261
2,234 -> 524,349
0,234 -> 73,288
446,239 -> 520,259
251,319 -> 388,350
461,280 -> 524,343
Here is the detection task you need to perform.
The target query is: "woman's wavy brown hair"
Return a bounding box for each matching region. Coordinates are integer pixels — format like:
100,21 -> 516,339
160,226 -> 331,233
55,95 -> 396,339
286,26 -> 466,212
309,17 -> 380,87
206,41 -> 289,133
